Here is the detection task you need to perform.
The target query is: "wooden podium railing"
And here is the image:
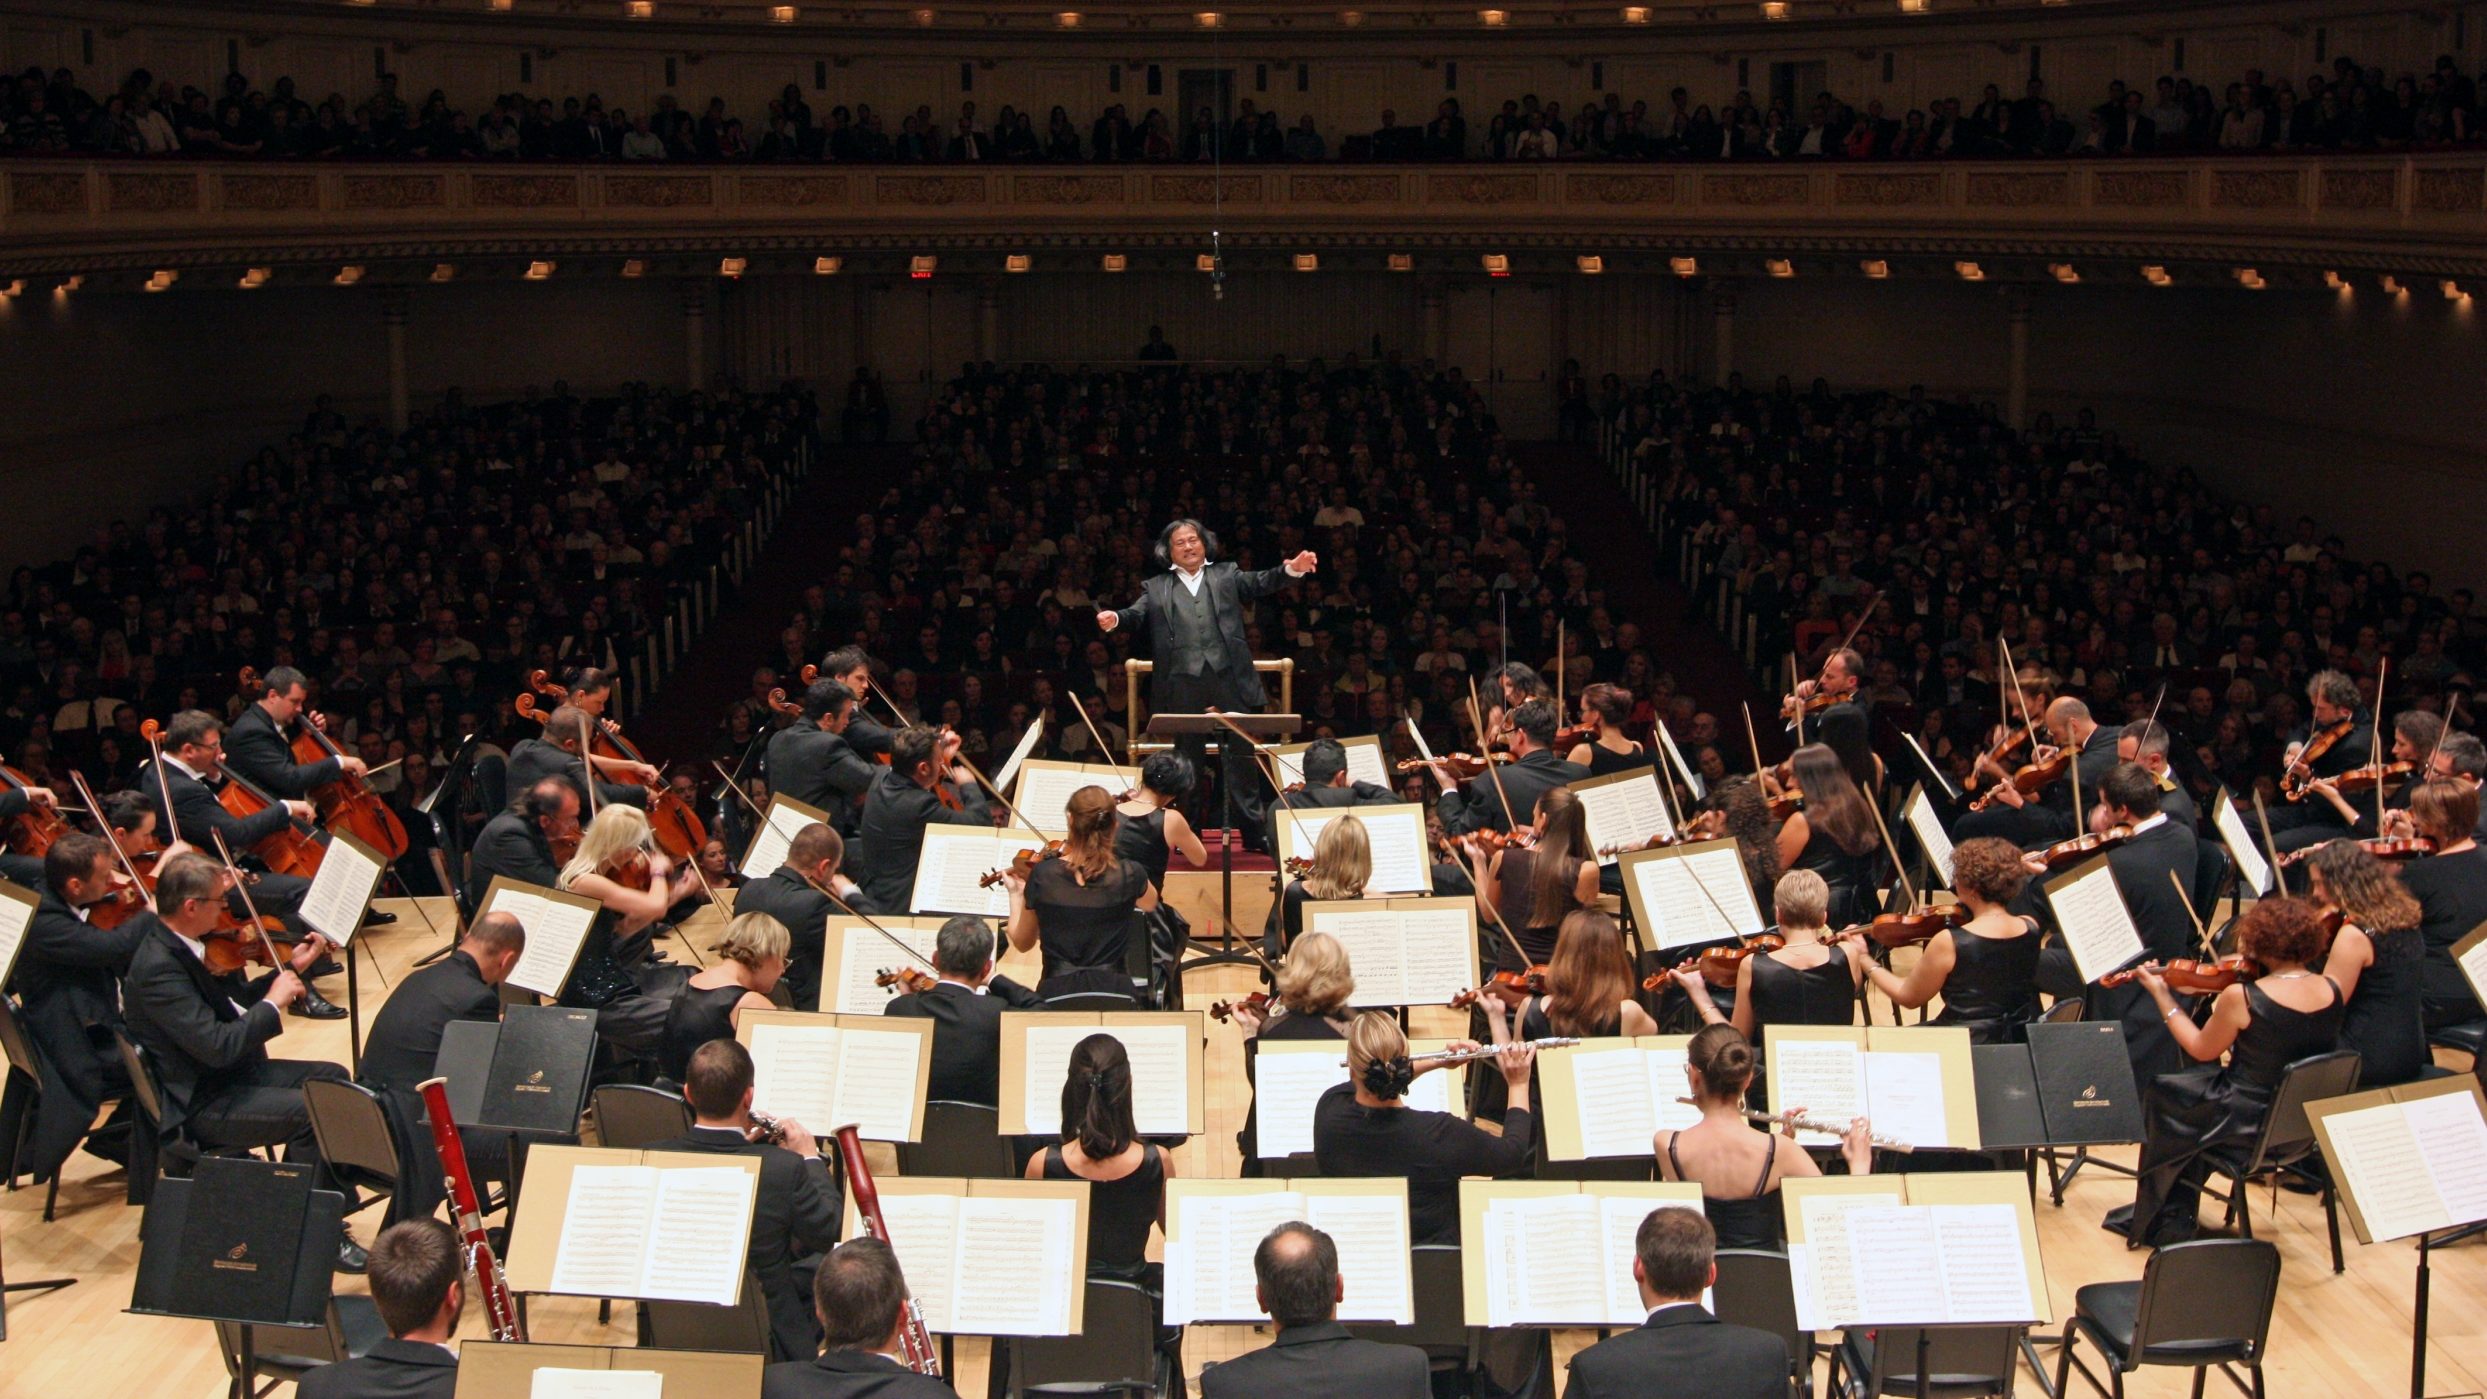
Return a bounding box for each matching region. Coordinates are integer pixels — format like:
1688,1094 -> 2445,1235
1122,658 -> 1294,765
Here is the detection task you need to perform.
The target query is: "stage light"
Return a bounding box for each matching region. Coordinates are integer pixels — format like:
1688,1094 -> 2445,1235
1760,1 -> 1791,18
1478,8 -> 1509,25
334,265 -> 364,286
239,267 -> 272,289
1575,255 -> 1604,275
2233,267 -> 2265,290
1195,10 -> 1222,26
1196,254 -> 1219,273
2322,270 -> 2345,290
813,257 -> 842,275
625,1 -> 654,16
1898,0 -> 1930,12
2380,274 -> 2404,295
1767,258 -> 1794,278
1860,260 -> 1889,279
1388,253 -> 1413,272
0,280 -> 23,298
1006,254 -> 1033,273
1619,6 -> 1651,20
1670,256 -> 1698,277
1294,254 -> 1320,272
431,263 -> 457,282
146,269 -> 178,292
720,256 -> 748,278
911,255 -> 938,278
2142,265 -> 2171,286
1101,254 -> 1127,272
1054,10 -> 1082,25
622,259 -> 647,277
2444,279 -> 2467,302
1480,253 -> 1510,277
2050,263 -> 2079,284
526,260 -> 556,280
777,5 -> 803,20
1953,261 -> 1983,281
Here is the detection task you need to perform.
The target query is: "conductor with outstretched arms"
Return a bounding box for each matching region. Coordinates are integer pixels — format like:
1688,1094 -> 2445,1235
1097,519 -> 1315,852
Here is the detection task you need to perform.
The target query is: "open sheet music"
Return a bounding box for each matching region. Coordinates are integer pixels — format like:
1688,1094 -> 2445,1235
546,1163 -> 758,1305
738,1011 -> 931,1143
1006,1014 -> 1200,1136
2451,923 -> 2487,1013
529,1369 -> 664,1399
1470,1185 -> 1703,1327
1571,769 -> 1675,868
2042,857 -> 2149,984
1903,787 -> 1955,887
2212,788 -> 2275,898
738,795 -> 836,880
1618,839 -> 1765,949
1250,1041 -> 1458,1157
0,878 -> 37,988
1272,735 -> 1390,789
1785,1177 -> 2042,1332
1012,760 -> 1127,837
485,879 -> 605,1000
989,719 -> 1049,797
824,916 -> 944,1014
1303,898 -> 1478,1007
2310,1078 -> 2487,1243
298,830 -> 386,946
1541,1039 -> 1702,1159
1277,804 -> 1432,895
909,826 -> 1047,918
866,1182 -> 1086,1335
1766,1028 -> 1977,1150
1164,1181 -> 1413,1324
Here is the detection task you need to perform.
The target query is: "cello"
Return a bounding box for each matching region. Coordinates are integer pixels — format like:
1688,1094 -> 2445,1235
238,667 -> 408,859
140,717 -> 328,879
529,671 -> 711,861
0,761 -> 66,857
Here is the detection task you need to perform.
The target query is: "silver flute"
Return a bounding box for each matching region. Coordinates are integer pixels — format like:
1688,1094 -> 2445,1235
1342,1036 -> 1582,1067
1674,1098 -> 1916,1153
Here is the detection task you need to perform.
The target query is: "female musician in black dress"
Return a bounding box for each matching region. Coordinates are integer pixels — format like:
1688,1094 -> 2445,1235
1314,1011 -> 1537,1244
1673,870 -> 1866,1048
1468,787 -> 1600,968
659,912 -> 791,1081
1704,776 -> 1786,920
556,802 -> 699,1021
1027,1032 -> 1176,1277
2306,839 -> 2429,1087
2122,897 -> 2344,1247
1774,743 -> 1882,928
1275,814 -> 1373,955
1861,837 -> 2043,1044
1232,931 -> 1356,1171
1565,683 -> 1649,775
1113,751 -> 1208,887
1654,1024 -> 1874,1250
1005,785 -> 1160,998
1518,910 -> 1658,1040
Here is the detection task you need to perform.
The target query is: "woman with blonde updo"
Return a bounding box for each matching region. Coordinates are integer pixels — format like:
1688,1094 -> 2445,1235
659,912 -> 790,1081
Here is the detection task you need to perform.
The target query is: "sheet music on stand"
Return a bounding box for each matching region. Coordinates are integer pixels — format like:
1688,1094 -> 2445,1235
999,1011 -> 1205,1137
0,877 -> 38,989
1652,723 -> 1704,802
735,1010 -> 934,1143
1616,839 -> 1765,950
1271,735 -> 1391,790
1461,1181 -> 1705,1326
1163,1179 -> 1413,1324
1765,1025 -> 1981,1151
2211,787 -> 2275,899
1781,1173 -> 2049,1334
1302,897 -> 1478,1007
737,795 -> 836,880
909,826 -> 1049,918
988,718 -> 1049,798
1534,1037 -> 1702,1160
481,878 -> 606,1001
2456,921 -> 2487,1015
1248,1039 -> 1459,1157
2040,856 -> 2149,984
505,1146 -> 762,1306
1902,785 -> 1956,888
2309,1076 -> 2487,1245
1570,769 -> 1675,868
1012,759 -> 1127,837
298,830 -> 387,946
1276,803 -> 1432,895
824,915 -> 945,1014
843,1177 -> 1090,1335
1899,732 -> 1961,806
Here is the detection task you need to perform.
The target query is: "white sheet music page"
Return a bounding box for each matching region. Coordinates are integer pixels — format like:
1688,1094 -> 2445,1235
1288,808 -> 1430,894
1770,1039 -> 1864,1148
298,834 -> 384,946
0,881 -> 37,988
2046,858 -> 2147,984
637,1167 -> 759,1304
1653,723 -> 1704,801
1843,1206 -> 1946,1326
909,828 -> 1025,918
548,1164 -> 658,1298
1566,1048 -> 1662,1159
1482,1196 -> 1605,1325
1306,1191 -> 1414,1324
2213,790 -> 2275,898
2403,1092 -> 2487,1229
1253,1049 -> 1349,1158
828,920 -> 942,1014
1168,1191 -> 1305,1323
1862,1051 -> 1952,1150
876,1193 -> 964,1331
745,1021 -> 845,1135
2457,929 -> 2487,1013
1903,788 -> 1956,887
1574,772 -> 1675,868
1014,763 -> 1121,837
1314,908 -> 1416,1006
1022,1022 -> 1192,1137
949,1194 -> 1081,1335
499,888 -> 602,1002
1787,1189 -> 1905,1332
1629,845 -> 1763,950
826,1024 -> 927,1142
1931,1203 -> 2036,1324
990,720 -> 1048,797
737,797 -> 821,880
529,1369 -> 664,1399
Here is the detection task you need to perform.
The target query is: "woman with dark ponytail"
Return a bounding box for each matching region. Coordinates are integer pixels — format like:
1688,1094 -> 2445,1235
1655,1024 -> 1874,1250
1313,1011 -> 1538,1244
1025,1033 -> 1175,1280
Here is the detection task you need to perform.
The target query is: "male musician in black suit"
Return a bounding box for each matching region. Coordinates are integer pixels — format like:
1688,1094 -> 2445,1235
1952,696 -> 2122,850
298,1220 -> 464,1399
1096,518 -> 1317,852
117,852 -> 365,1269
1266,738 -> 1399,851
655,1038 -> 844,1362
821,647 -> 898,764
761,1238 -> 958,1399
2034,763 -> 2202,1082
880,915 -> 1040,1106
1563,1206 -> 1789,1399
735,822 -> 872,1011
465,777 -> 580,907
138,708 -> 346,1019
505,704 -> 653,812
359,911 -> 523,1093
2119,720 -> 2199,831
769,678 -> 877,831
2269,669 -> 2382,861
1429,699 -> 1586,838
5,834 -> 143,1180
1780,644 -> 1865,733
226,665 -> 395,927
853,727 -> 993,914
1199,1222 -> 1429,1399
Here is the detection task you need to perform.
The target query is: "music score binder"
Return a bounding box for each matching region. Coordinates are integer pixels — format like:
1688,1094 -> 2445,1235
477,1005 -> 600,1135
504,1145 -> 763,1304
1970,1023 -> 2141,1151
454,1341 -> 764,1398
839,1176 -> 1091,1335
998,1010 -> 1205,1137
1765,1025 -> 1981,1151
128,1163 -> 345,1333
1780,1172 -> 2051,1333
1569,768 -> 1675,867
736,794 -> 837,881
1616,838 -> 1765,950
1535,1036 -> 1700,1160
733,1008 -> 934,1143
1300,896 -> 1480,1007
479,877 -> 605,1001
1458,1180 -> 1703,1326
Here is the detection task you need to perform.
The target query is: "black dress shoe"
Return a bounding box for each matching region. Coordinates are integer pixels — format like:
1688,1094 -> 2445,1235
292,988 -> 350,1020
304,956 -> 345,979
361,909 -> 397,926
336,1235 -> 368,1274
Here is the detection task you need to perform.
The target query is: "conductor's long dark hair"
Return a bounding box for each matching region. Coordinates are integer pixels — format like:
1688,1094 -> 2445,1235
1060,1033 -> 1137,1160
1151,518 -> 1219,568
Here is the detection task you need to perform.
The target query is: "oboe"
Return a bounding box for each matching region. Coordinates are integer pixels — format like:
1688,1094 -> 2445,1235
417,1076 -> 526,1340
832,1123 -> 944,1377
1339,1036 -> 1582,1067
1673,1097 -> 1917,1154
748,1109 -> 788,1146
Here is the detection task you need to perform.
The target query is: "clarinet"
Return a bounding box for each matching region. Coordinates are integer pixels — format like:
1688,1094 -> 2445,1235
831,1123 -> 943,1377
417,1077 -> 526,1341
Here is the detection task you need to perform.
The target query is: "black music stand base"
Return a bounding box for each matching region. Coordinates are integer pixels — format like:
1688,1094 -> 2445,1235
1178,773 -> 1265,973
2412,1219 -> 2487,1399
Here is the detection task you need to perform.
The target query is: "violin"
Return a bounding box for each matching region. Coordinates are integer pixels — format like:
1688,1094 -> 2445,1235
0,762 -> 67,857
2279,834 -> 2436,867
2329,759 -> 2416,796
2098,954 -> 2254,993
875,966 -> 940,995
238,667 -> 408,859
1554,722 -> 1598,751
531,670 -> 713,860
2280,716 -> 2355,801
1207,991 -> 1272,1023
1766,786 -> 1805,822
1397,751 -> 1511,780
1598,810 -> 1727,857
1646,934 -> 1786,991
1825,906 -> 1967,950
1282,855 -> 1316,880
1449,967 -> 1550,1008
1968,743 -> 2071,812
2031,823 -> 2135,872
976,840 -> 1065,888
607,847 -> 656,893
1462,826 -> 1538,853
1961,724 -> 2036,794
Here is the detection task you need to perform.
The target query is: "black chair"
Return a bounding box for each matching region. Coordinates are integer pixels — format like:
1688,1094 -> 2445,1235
2425,1019 -> 2487,1062
2053,1238 -> 2281,1399
302,1078 -> 406,1227
591,1083 -> 693,1148
0,995 -> 130,1222
641,1267 -> 773,1355
472,752 -> 509,823
1011,1276 -> 1170,1397
1713,1248 -> 1816,1399
1264,1151 -> 1324,1180
215,1296 -> 386,1399
1834,1324 -> 2024,1398
113,1029 -> 261,1206
2199,1049 -> 2361,1274
898,1100 -> 1014,1178
2190,840 -> 2231,935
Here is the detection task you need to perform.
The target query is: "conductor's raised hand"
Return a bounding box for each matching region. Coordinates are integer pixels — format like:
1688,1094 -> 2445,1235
1094,610 -> 1120,634
1287,550 -> 1319,575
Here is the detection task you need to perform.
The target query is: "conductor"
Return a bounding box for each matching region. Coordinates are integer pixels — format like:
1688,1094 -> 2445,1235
1097,519 -> 1315,851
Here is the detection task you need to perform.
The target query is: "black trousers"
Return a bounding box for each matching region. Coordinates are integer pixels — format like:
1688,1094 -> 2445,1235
189,1057 -> 355,1200
1151,668 -> 1272,849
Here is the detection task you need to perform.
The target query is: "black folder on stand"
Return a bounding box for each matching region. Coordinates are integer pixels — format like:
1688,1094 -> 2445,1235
130,1159 -> 344,1331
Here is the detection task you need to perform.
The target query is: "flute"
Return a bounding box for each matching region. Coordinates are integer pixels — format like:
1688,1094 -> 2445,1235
1674,1097 -> 1915,1153
1341,1036 -> 1581,1067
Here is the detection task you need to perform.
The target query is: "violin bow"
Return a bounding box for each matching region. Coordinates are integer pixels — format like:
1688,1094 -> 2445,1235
576,712 -> 602,823
1463,677 -> 1520,833
70,769 -> 155,914
2169,869 -> 2217,960
709,759 -> 767,821
208,831 -> 285,969
141,721 -> 180,850
1786,652 -> 1805,746
1861,789 -> 1920,914
2372,656 -> 2390,833
1206,707 -> 1296,812
2250,788 -> 2286,893
949,741 -> 1042,836
1741,703 -> 1767,790
1466,859 -> 1536,971
1067,693 -> 1141,791
814,881 -> 940,973
1554,619 -> 1565,724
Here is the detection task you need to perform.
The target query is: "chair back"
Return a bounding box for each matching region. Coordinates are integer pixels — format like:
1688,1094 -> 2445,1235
472,752 -> 509,820
1013,1276 -> 1159,1394
1265,1152 -> 1324,1180
2246,1049 -> 2362,1171
1865,1325 -> 2023,1397
302,1078 -> 404,1188
1043,991 -> 1140,1012
1346,1243 -> 1466,1357
0,995 -> 43,1082
591,1084 -> 693,1149
2127,1239 -> 2281,1362
897,1100 -> 1013,1178
642,1268 -> 772,1354
2040,997 -> 2085,1025
1712,1249 -> 1812,1382
112,1029 -> 170,1137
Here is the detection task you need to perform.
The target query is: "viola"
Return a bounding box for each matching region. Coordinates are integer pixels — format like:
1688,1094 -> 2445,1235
1646,934 -> 1787,991
1826,906 -> 1966,950
1207,991 -> 1272,1023
1397,751 -> 1511,780
2098,955 -> 2254,993
530,670 -> 713,860
1449,967 -> 1550,1008
0,762 -> 66,857
1968,744 -> 2071,812
2031,823 -> 2135,872
198,916 -> 292,976
239,668 -> 409,860
976,840 -> 1065,888
2330,759 -> 2416,796
875,966 -> 940,995
2280,716 -> 2355,801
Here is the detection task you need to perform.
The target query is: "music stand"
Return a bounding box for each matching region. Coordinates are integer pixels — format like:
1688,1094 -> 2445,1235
412,731 -> 485,969
127,1159 -> 346,1399
0,1231 -> 74,1343
1142,711 -> 1300,969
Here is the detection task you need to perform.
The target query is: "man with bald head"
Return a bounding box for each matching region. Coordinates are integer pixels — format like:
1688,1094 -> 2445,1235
359,911 -> 526,1093
1951,695 -> 2121,849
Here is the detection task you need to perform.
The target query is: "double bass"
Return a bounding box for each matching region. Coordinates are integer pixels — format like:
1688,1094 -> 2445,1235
237,668 -> 408,859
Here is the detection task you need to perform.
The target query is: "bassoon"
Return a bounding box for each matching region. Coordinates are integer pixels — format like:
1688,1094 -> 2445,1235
831,1123 -> 942,1376
417,1076 -> 524,1341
